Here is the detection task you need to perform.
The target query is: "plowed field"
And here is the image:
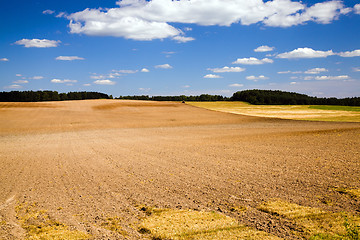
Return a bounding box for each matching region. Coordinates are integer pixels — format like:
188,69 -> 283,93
1,100 -> 359,239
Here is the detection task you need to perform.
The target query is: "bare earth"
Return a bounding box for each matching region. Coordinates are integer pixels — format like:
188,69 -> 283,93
0,100 -> 359,239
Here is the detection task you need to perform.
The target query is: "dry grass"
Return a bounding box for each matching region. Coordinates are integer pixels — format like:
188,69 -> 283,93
138,208 -> 283,240
334,188 -> 360,199
15,202 -> 89,240
259,200 -> 360,239
188,102 -> 360,122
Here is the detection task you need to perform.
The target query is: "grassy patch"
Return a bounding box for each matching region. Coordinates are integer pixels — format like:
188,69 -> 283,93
15,201 -> 89,240
138,208 -> 282,239
258,200 -> 360,239
99,216 -> 127,236
334,188 -> 360,199
188,102 -> 360,122
309,106 -> 360,112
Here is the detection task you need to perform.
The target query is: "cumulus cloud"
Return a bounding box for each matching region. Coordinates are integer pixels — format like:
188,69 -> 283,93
141,68 -> 150,72
204,74 -> 222,78
0,58 -> 9,62
43,10 -> 55,15
15,39 -> 60,48
207,66 -> 245,73
229,83 -> 244,87
93,79 -> 116,85
353,67 -> 360,72
354,4 -> 360,14
56,56 -> 85,61
51,79 -> 78,83
13,80 -> 29,84
254,45 -> 274,52
155,64 -> 173,69
233,57 -> 273,65
304,68 -> 328,74
65,0 -> 350,42
246,75 -> 269,80
277,47 -> 335,58
338,49 -> 360,57
83,83 -> 91,86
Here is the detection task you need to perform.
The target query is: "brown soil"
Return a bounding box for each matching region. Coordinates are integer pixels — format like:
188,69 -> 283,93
0,100 -> 359,239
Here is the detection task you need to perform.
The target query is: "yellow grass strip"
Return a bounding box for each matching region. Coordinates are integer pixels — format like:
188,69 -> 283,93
188,102 -> 360,122
258,200 -> 360,239
138,208 -> 283,240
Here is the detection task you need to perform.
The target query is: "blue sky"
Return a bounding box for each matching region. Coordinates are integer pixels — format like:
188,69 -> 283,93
1,0 -> 360,98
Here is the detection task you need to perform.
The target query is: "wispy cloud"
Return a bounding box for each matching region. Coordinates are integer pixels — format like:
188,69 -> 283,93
15,39 -> 60,48
93,80 -> 116,85
56,56 -> 85,61
254,45 -> 274,52
4,84 -> 22,89
51,79 -> 77,83
204,74 -> 222,79
155,64 -> 173,69
229,83 -> 244,87
13,80 -> 29,84
207,66 -> 245,73
304,68 -> 328,74
246,75 -> 269,80
0,58 -> 9,62
30,76 -> 44,80
43,10 -> 55,15
353,67 -> 360,72
232,57 -> 273,65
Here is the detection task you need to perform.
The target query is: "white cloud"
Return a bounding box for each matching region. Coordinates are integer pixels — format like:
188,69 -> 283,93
113,69 -> 138,74
93,79 -> 116,85
183,85 -> 190,88
207,66 -> 245,73
139,87 -> 151,92
290,76 -> 298,80
254,45 -> 274,52
229,83 -> 244,87
83,83 -> 91,86
232,57 -> 273,65
30,76 -> 44,80
56,12 -> 67,18
246,75 -> 269,80
155,64 -> 173,69
204,74 -> 222,79
354,4 -> 360,14
15,39 -> 60,48
66,0 -> 349,42
353,67 -> 360,72
304,76 -> 314,80
290,82 -> 297,85
172,35 -> 195,43
277,47 -> 335,59
315,75 -> 350,80
56,56 -> 85,61
278,71 -> 291,74
304,68 -> 328,74
16,74 -> 22,77
0,58 -> 9,62
51,79 -> 78,83
338,49 -> 360,57
43,10 -> 55,15
5,84 -> 22,89
141,68 -> 150,72
13,80 -> 29,84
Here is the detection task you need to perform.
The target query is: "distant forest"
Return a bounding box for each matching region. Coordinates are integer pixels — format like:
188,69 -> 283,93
0,91 -> 112,102
117,94 -> 227,102
1,90 -> 359,106
231,90 -> 360,106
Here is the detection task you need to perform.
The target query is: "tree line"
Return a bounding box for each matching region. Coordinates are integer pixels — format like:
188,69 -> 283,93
0,91 -> 112,102
1,90 -> 359,106
231,90 -> 360,106
117,94 -> 228,102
